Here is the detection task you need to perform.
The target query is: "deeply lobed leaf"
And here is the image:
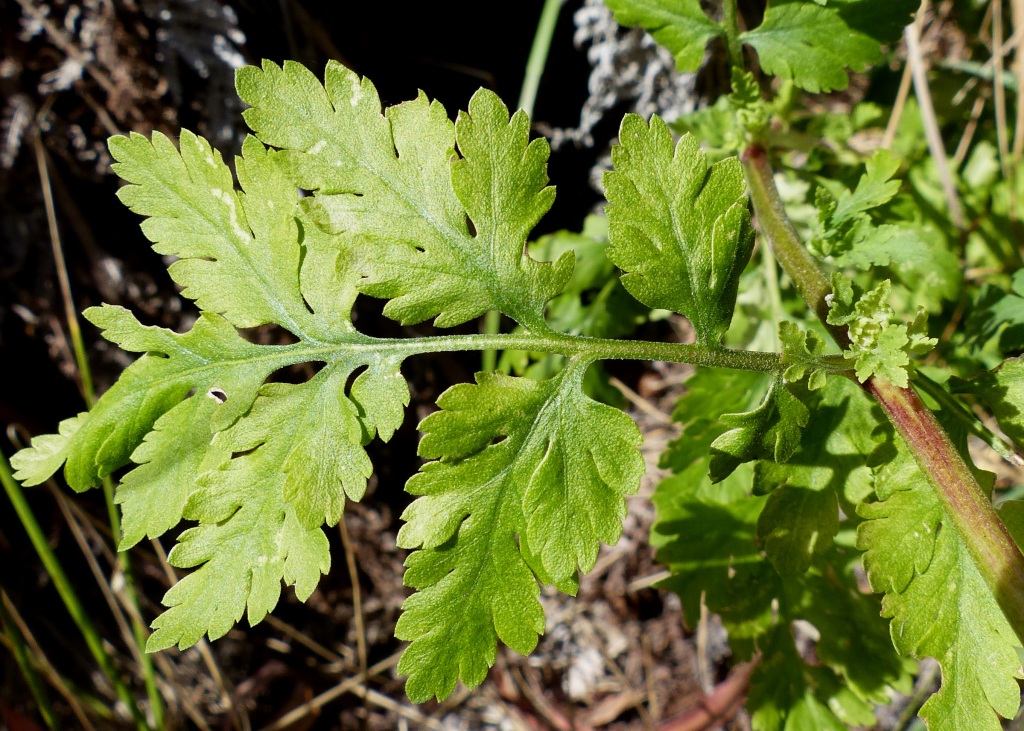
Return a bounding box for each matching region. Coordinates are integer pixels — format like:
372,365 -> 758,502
604,0 -> 723,72
652,376 -> 908,728
605,119 -> 753,344
608,0 -> 915,93
395,361 -> 644,701
857,430 -> 1023,730
236,60 -> 572,330
740,0 -> 917,93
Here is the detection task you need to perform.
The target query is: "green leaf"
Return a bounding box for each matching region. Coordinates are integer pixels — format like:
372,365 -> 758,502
395,361 -> 644,701
13,306 -> 275,491
831,149 -> 902,224
740,0 -> 917,93
653,408 -> 908,729
709,378 -> 809,482
779,320 -> 828,391
605,120 -> 754,344
201,367 -> 373,531
12,82 -> 415,648
747,626 -> 849,731
147,487 -> 330,651
604,0 -> 723,72
115,396 -> 220,550
827,276 -> 936,387
857,433 -> 1023,730
11,413 -> 87,487
963,270 -> 1024,354
236,60 -> 572,330
652,463 -> 775,637
954,356 -> 1024,449
753,378 -> 881,574
109,133 -> 313,335
527,215 -> 648,341
660,367 -> 772,475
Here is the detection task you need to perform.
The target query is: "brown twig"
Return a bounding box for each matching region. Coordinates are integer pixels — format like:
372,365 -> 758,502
654,656 -> 759,731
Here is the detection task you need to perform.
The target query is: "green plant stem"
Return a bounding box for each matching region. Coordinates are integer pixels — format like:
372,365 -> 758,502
170,331 -> 793,377
34,136 -> 163,729
0,452 -> 149,730
0,598 -> 59,730
741,142 -> 1024,645
761,242 -> 784,349
720,0 -> 744,69
742,146 -> 841,340
518,0 -> 562,120
483,0 -> 563,372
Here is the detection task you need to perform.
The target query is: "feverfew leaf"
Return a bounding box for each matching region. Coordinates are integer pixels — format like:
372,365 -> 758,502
604,0 -> 723,72
739,0 -> 917,93
953,357 -> 1024,449
831,149 -> 902,225
109,133 -> 313,334
709,378 -> 809,482
808,152 -> 959,306
660,367 -> 772,475
779,320 -> 828,391
857,434 -> 1023,730
653,417 -> 907,729
13,87 -> 415,649
236,60 -> 572,330
827,276 -> 936,387
395,360 -> 644,701
17,306 -> 274,491
201,366 -> 373,531
115,396 -> 221,550
753,378 -> 881,574
148,489 -> 329,651
605,120 -> 754,344
11,413 -> 87,487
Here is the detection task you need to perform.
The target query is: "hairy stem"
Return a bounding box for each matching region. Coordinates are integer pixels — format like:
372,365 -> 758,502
248,331 -> 790,373
741,142 -> 1024,644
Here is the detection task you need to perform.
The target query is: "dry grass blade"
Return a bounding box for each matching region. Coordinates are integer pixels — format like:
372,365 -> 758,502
1,592 -> 99,731
905,10 -> 966,229
32,132 -> 94,405
954,92 -> 990,167
0,594 -> 59,730
263,615 -> 349,666
338,514 -> 368,678
627,571 -> 671,592
994,0 -> 1012,179
50,486 -> 148,672
148,538 -> 247,729
352,686 -> 445,730
1014,0 -> 1024,160
609,377 -> 675,426
259,652 -> 401,731
883,53 -> 915,150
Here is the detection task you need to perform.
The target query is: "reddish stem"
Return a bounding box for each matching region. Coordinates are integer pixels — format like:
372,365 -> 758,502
742,142 -> 1024,644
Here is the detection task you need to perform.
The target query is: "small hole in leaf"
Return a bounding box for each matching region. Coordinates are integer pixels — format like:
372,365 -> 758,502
466,215 -> 477,237
207,387 -> 227,403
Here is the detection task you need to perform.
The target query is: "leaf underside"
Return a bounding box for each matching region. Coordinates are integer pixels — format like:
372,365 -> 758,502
10,60 -> 700,700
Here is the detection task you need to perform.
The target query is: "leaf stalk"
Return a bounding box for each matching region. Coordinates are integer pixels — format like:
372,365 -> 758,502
283,331 -> 786,373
